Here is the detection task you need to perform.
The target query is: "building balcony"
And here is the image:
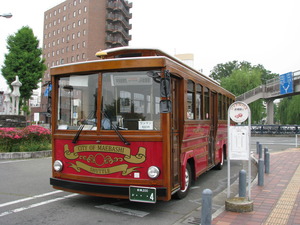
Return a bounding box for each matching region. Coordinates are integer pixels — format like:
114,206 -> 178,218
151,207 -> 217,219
106,1 -> 132,19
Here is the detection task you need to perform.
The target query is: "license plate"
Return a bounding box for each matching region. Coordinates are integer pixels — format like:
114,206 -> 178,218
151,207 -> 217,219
129,186 -> 156,203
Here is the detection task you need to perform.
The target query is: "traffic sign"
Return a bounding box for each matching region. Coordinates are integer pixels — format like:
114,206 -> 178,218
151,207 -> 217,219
280,72 -> 293,94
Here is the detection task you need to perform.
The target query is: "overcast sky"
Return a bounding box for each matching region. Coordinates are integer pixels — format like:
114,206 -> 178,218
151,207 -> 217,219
1,0 -> 299,91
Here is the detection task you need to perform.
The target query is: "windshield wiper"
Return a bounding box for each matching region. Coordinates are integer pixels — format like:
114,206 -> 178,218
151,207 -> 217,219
103,112 -> 130,145
72,111 -> 96,144
72,124 -> 84,143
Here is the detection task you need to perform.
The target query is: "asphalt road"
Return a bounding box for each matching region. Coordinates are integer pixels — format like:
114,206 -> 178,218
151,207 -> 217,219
0,136 -> 294,225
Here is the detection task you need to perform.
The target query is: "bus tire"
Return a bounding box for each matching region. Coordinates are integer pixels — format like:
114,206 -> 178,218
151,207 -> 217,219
174,163 -> 192,199
215,150 -> 224,170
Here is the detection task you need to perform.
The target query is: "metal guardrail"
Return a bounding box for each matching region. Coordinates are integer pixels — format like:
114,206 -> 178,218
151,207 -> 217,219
251,125 -> 300,135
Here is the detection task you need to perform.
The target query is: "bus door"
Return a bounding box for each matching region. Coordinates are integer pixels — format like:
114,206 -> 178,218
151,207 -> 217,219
171,77 -> 181,189
208,92 -> 218,166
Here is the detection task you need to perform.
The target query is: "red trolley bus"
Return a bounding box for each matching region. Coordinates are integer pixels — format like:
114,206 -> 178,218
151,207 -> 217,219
50,47 -> 235,203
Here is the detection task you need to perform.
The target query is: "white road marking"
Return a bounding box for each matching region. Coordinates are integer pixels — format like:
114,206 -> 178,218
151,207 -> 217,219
0,190 -> 63,208
96,204 -> 150,217
0,193 -> 78,217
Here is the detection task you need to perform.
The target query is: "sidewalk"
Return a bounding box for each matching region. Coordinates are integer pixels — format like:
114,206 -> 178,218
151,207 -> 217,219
212,148 -> 300,225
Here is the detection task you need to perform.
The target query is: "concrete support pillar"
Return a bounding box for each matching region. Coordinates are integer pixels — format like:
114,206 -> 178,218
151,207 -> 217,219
266,99 -> 274,125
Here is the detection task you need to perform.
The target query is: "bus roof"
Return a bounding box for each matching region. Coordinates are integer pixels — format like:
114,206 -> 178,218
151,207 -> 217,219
51,47 -> 235,98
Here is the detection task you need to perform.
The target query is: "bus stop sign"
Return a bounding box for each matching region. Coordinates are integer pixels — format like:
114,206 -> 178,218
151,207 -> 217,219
229,101 -> 249,123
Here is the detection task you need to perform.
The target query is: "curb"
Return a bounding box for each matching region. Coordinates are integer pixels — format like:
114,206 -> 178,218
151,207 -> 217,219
0,150 -> 52,160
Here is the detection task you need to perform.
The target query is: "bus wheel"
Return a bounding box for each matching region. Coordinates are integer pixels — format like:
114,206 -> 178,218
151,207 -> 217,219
174,163 -> 192,199
215,150 -> 224,170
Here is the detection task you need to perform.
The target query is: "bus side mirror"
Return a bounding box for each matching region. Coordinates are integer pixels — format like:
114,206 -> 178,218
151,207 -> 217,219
160,100 -> 172,113
160,78 -> 170,97
160,70 -> 171,97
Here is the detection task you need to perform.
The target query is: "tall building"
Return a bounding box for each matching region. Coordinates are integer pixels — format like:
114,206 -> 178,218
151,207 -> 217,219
35,0 -> 132,123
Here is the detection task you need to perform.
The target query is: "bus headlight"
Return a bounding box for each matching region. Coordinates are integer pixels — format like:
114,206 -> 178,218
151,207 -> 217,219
53,160 -> 63,172
148,166 -> 160,179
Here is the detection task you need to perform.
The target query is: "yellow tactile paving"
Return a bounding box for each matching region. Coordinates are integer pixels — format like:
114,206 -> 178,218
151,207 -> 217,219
264,162 -> 300,225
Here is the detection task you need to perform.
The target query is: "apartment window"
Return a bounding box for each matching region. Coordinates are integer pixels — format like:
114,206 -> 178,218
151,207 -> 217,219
77,43 -> 80,49
73,11 -> 76,17
64,5 -> 66,11
63,16 -> 66,21
72,45 -> 75,51
77,32 -> 80,38
83,18 -> 87,23
84,6 -> 87,12
74,0 -> 77,6
78,9 -> 82,15
82,41 -> 86,47
82,53 -> 85,59
72,33 -> 75,39
78,20 -> 81,26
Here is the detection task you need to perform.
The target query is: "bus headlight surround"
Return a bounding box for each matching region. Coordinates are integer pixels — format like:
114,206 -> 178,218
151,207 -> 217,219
148,166 -> 160,179
53,160 -> 63,172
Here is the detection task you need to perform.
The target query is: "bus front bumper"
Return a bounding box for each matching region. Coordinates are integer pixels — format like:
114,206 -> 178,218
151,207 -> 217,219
50,178 -> 167,198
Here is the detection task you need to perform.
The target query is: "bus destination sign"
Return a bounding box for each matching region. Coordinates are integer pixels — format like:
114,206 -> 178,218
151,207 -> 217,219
129,186 -> 156,203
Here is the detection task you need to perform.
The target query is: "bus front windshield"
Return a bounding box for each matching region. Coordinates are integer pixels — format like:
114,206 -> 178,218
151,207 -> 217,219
101,71 -> 161,131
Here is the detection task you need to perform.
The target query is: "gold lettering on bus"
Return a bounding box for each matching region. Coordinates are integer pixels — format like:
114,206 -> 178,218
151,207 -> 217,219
68,161 -> 139,175
64,144 -> 146,164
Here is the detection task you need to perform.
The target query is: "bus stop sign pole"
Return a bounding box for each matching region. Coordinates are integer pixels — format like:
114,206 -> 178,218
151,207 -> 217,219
227,101 -> 251,200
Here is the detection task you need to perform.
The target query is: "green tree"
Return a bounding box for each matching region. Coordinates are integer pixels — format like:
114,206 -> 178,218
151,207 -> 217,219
220,66 -> 265,123
1,26 -> 46,113
209,61 -> 252,82
277,96 -> 300,124
210,61 -> 277,84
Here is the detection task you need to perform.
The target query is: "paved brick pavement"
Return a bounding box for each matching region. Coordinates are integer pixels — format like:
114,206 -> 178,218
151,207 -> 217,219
212,148 -> 300,225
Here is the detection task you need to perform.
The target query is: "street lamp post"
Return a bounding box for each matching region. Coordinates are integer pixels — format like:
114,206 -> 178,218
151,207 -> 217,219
0,13 -> 12,18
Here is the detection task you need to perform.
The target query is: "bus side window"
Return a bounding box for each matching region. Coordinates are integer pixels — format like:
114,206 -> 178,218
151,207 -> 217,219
218,93 -> 222,120
204,87 -> 210,120
196,84 -> 202,120
187,80 -> 195,120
